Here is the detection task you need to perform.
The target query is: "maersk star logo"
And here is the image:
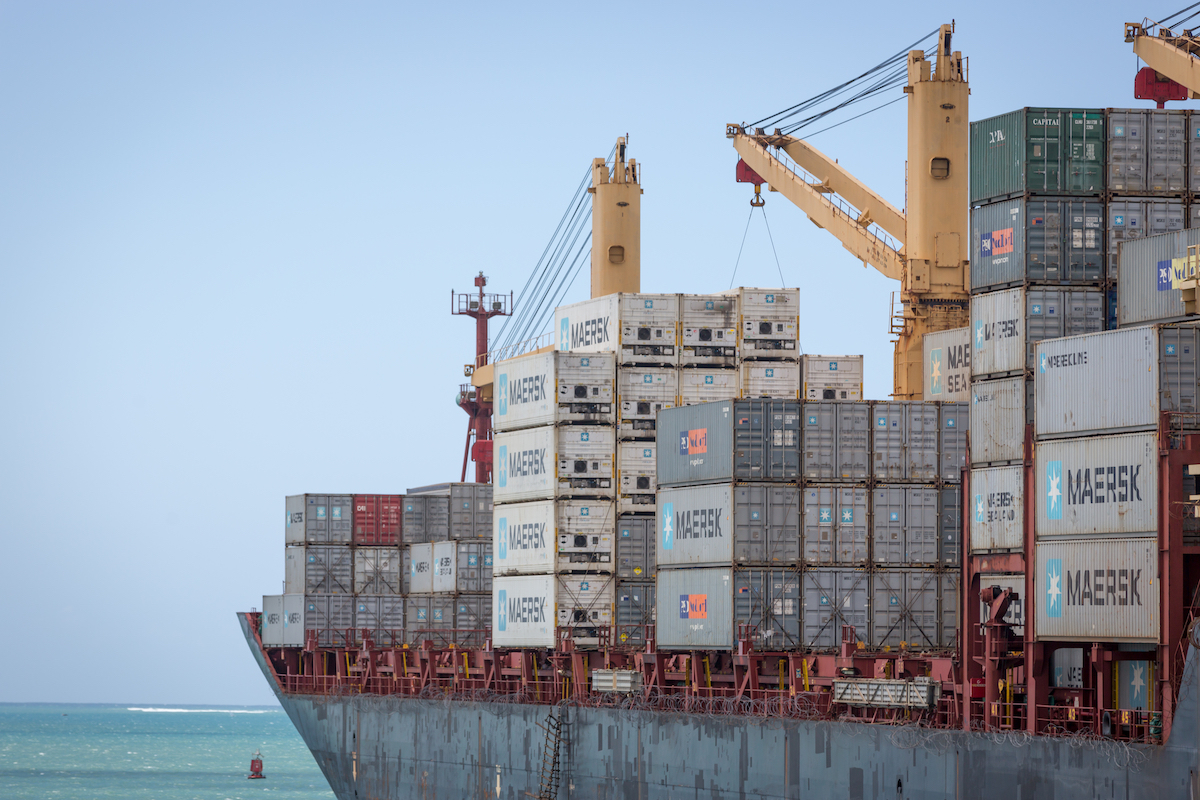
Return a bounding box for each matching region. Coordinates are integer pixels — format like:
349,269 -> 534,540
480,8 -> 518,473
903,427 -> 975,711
661,503 -> 674,549
1040,353 -> 1047,374
496,374 -> 508,416
1131,663 -> 1146,701
841,508 -> 854,524
580,431 -> 590,442
975,494 -> 984,523
929,348 -> 943,395
1046,460 -> 1063,520
496,445 -> 507,487
497,590 -> 507,631
819,507 -> 832,525
1046,558 -> 1063,618
766,368 -> 774,377
559,317 -> 570,350
497,518 -> 507,559
1031,303 -> 1042,315
975,320 -> 984,349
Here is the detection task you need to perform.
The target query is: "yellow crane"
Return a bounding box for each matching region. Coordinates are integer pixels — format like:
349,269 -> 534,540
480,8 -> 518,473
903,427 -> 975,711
727,23 -> 969,399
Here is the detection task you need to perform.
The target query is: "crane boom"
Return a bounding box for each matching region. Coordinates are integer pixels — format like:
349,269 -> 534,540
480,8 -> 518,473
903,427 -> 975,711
728,129 -> 905,281
1126,22 -> 1200,97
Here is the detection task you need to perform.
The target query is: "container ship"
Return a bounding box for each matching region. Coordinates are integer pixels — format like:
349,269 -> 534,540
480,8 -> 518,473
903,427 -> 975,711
243,19 -> 1200,799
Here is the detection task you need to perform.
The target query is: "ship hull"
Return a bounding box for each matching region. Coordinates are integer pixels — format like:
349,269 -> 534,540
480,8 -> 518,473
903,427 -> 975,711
241,616 -> 1200,799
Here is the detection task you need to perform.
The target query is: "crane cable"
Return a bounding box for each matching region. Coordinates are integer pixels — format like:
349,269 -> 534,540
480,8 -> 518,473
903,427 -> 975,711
1157,2 -> 1200,29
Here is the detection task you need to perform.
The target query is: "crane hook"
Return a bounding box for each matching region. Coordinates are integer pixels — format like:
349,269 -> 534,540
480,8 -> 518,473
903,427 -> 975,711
750,184 -> 765,208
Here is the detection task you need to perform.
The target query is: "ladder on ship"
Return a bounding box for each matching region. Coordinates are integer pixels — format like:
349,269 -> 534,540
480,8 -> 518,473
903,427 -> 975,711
534,706 -> 565,800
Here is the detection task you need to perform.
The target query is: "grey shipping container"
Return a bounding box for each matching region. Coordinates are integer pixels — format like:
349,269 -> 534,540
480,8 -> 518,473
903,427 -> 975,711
657,482 -> 800,566
872,486 -> 941,565
802,402 -> 869,481
432,541 -> 493,594
1118,228 -> 1200,328
802,568 -> 869,650
1106,198 -> 1185,282
1107,109 -> 1186,194
871,402 -> 939,481
1190,109 -> 1200,193
871,570 -> 949,649
285,494 -> 353,545
656,399 -> 800,486
303,594 -> 355,648
614,580 -> 655,647
353,547 -> 401,595
653,567 -> 800,650
969,108 -> 1105,204
970,198 -> 1105,292
940,403 -> 969,481
261,594 -> 306,647
803,486 -> 868,565
405,483 -> 492,539
1034,432 -> 1158,537
404,594 -> 456,641
1035,324 -> 1199,438
970,286 -> 1105,379
401,495 -> 443,543
454,594 -> 491,648
1035,537 -> 1158,643
353,595 -> 405,647
285,545 -> 353,595
939,486 -> 961,566
969,465 -> 1024,552
969,376 -> 1031,466
617,515 -> 655,579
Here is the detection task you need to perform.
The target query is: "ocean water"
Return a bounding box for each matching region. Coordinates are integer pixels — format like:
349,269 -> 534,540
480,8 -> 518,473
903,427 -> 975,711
0,704 -> 335,800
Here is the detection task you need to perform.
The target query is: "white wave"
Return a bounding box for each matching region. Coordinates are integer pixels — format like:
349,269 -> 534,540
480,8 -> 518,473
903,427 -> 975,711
126,707 -> 275,714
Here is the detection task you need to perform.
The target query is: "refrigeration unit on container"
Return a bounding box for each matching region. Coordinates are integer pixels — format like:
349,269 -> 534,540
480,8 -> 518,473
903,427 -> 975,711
493,350 -> 616,432
738,288 -> 800,357
923,328 -> 970,402
285,494 -> 353,545
969,466 -> 1024,552
431,540 -> 493,594
970,376 -> 1031,466
680,294 -> 738,367
871,569 -> 952,649
802,402 -> 869,482
802,568 -> 869,650
404,594 -> 455,641
871,486 -> 940,565
1106,198 -> 1184,281
1117,228 -> 1200,327
1035,324 -> 1199,439
1035,537 -> 1159,643
657,399 -> 800,486
554,293 -> 679,365
969,108 -> 1105,205
1034,432 -> 1158,537
492,573 -> 615,647
617,441 -> 656,513
285,546 -> 353,595
678,368 -> 739,406
353,547 -> 401,595
657,482 -> 800,567
553,500 -> 616,572
617,516 -> 655,579
352,595 -> 405,647
871,402 -> 940,482
802,486 -> 868,565
617,367 -> 677,439
454,594 -> 492,648
403,484 -> 492,541
494,498 -> 616,575
970,286 -> 1105,380
261,594 -> 306,647
969,198 -> 1105,292
740,361 -> 799,399
303,594 -> 356,648
614,580 -> 655,647
493,425 -> 615,503
1107,109 -> 1186,194
351,495 -> 403,546
800,355 -> 863,401
653,567 -> 802,650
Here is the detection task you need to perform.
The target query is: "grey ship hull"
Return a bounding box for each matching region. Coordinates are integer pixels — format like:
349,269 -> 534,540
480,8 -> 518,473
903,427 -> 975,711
241,616 -> 1200,799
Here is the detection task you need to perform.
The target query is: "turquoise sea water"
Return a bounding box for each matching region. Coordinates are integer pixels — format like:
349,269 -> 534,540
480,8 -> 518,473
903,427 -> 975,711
0,704 -> 335,800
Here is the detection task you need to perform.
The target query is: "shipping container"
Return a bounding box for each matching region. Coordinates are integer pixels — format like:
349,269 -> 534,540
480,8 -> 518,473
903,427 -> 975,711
492,500 -> 554,575
403,484 -> 493,542
400,547 -> 412,594
970,377 -> 1031,466
1190,109 -> 1200,193
802,486 -> 868,565
493,425 -> 615,502
285,545 -> 353,595
970,198 -> 1105,292
1052,646 -> 1082,687
970,286 -> 1105,379
969,108 -> 1105,204
1107,109 -> 1148,193
408,543 -> 434,593
404,594 -> 456,641
431,540 -> 493,594
1035,324 -> 1200,438
740,361 -> 800,399
871,570 -> 949,649
801,568 -> 869,650
554,294 -> 621,354
1106,198 -> 1185,282
801,402 -> 869,481
493,351 -> 616,432
492,574 -> 615,648
401,495 -> 441,544
303,594 -> 355,648
653,567 -> 802,650
923,328 -> 971,401
678,368 -> 739,406
657,482 -> 800,567
872,486 -> 941,565
941,403 -> 969,481
617,515 -> 655,579
800,355 -> 864,401
553,499 -> 616,573
1034,432 -> 1158,537
554,293 -> 679,364
1149,109 -> 1187,192
1117,660 -> 1157,710
1034,537 -> 1158,643
617,441 -> 656,513
617,366 -> 677,438
352,494 -> 403,546
970,466 -> 1024,552
738,288 -> 800,357
940,486 -> 962,565
614,580 -> 655,647
680,294 -> 739,367
352,595 -> 405,647
1117,228 -> 1200,327
285,494 -> 353,545
657,399 -> 800,486
353,547 -> 401,595
261,594 -> 306,647
454,594 -> 492,648
871,402 -> 940,481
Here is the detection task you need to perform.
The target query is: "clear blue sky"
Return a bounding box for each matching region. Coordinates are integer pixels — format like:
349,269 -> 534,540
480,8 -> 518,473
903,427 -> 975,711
0,1 -> 1160,704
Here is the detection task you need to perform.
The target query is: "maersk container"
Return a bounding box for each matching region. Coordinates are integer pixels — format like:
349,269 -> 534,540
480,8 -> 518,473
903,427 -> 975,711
740,361 -> 799,399
285,494 -> 353,545
738,288 -> 800,357
353,547 -> 401,595
802,402 -> 869,481
408,543 -> 434,593
802,568 -> 869,650
352,494 -> 403,546
678,368 -> 739,406
261,594 -> 305,647
871,570 -> 947,649
492,500 -> 554,575
872,402 -> 939,481
352,595 -> 405,647
555,293 -> 679,364
969,465 -> 1024,552
285,545 -> 353,595
454,594 -> 492,648
1117,228 -> 1200,327
492,350 -> 616,432
970,377 -> 1031,466
614,580 -> 655,647
970,286 -> 1105,379
431,541 -> 493,594
493,425 -> 615,503
940,486 -> 962,566
1034,537 -> 1159,643
553,499 -> 616,573
1035,324 -> 1200,438
970,198 -> 1105,292
554,294 -> 620,354
679,294 -> 738,367
404,594 -> 455,640
1106,198 -> 1184,282
656,399 -> 800,486
303,594 -> 355,648
802,485 -> 868,565
941,403 -> 969,481
492,574 -> 615,648
800,355 -> 863,402
617,441 -> 656,513
1034,432 -> 1158,537
400,496 -> 440,544
871,486 -> 940,565
657,482 -> 800,567
923,328 -> 971,402
617,515 -> 655,579
617,366 -> 677,438
494,499 -> 614,576
969,108 -> 1105,204
403,483 -> 492,541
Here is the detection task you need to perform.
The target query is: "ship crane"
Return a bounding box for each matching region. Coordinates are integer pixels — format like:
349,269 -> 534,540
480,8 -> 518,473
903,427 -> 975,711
727,22 -> 970,399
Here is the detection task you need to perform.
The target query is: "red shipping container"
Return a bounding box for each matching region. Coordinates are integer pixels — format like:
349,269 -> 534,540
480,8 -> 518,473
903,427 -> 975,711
353,494 -> 404,545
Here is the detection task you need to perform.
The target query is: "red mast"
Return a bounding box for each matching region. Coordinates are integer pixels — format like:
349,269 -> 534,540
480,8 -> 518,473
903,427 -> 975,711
452,273 -> 512,483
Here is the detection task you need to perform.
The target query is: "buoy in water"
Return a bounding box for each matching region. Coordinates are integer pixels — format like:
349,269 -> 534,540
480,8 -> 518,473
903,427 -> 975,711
248,750 -> 265,780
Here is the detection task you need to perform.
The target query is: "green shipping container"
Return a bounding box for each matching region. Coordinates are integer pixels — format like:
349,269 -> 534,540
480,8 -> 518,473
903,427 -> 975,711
970,108 -> 1105,204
